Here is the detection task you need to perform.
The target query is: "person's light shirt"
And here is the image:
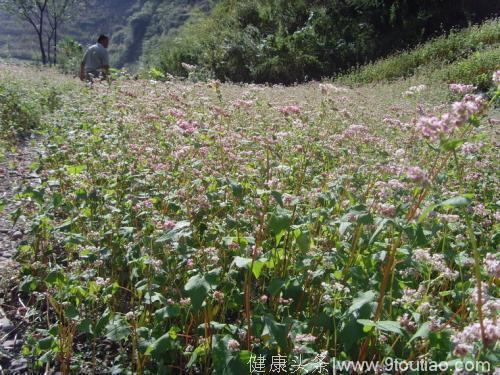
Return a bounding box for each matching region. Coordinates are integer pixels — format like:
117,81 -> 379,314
82,43 -> 109,73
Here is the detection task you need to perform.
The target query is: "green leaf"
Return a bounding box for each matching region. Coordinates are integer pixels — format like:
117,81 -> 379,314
341,205 -> 373,225
187,341 -> 209,368
468,114 -> 480,127
268,278 -> 285,296
348,290 -> 376,314
295,229 -> 311,251
268,208 -> 292,234
20,275 -> 38,292
38,336 -> 54,350
78,319 -> 93,335
440,138 -> 465,151
376,321 -> 402,335
369,218 -> 392,244
440,196 -> 471,208
232,256 -> 252,269
212,335 -> 249,375
357,319 -> 375,333
154,305 -> 181,320
184,269 -> 219,313
229,180 -> 244,198
409,322 -> 430,344
64,305 -> 79,320
45,271 -> 65,285
94,313 -> 110,336
356,319 -> 374,326
147,332 -> 172,357
271,191 -> 284,207
262,315 -> 288,350
65,164 -> 86,175
415,224 -> 427,246
418,204 -> 437,223
357,319 -> 402,334
105,317 -> 131,341
156,220 -> 191,243
184,274 -> 210,312
119,226 -> 135,236
252,259 -> 266,279
205,267 -> 221,287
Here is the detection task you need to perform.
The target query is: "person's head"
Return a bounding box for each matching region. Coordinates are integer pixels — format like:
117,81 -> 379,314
97,34 -> 109,48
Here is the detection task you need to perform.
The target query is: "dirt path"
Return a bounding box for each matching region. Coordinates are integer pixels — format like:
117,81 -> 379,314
0,140 -> 39,374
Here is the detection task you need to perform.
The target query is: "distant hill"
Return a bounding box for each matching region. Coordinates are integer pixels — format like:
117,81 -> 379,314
0,0 -> 210,68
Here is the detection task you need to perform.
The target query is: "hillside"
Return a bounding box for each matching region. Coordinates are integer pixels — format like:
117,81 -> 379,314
0,0 -> 210,67
338,18 -> 500,88
150,0 -> 499,83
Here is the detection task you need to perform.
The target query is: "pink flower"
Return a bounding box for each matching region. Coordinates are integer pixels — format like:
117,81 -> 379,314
460,141 -> 483,154
493,70 -> 500,85
295,333 -> 316,344
452,319 -> 500,356
398,313 -> 417,332
449,83 -> 475,94
406,166 -> 428,185
163,220 -> 175,230
233,99 -> 254,109
177,119 -> 199,134
484,253 -> 500,278
144,113 -> 160,121
377,203 -> 396,218
168,108 -> 185,119
213,290 -> 225,303
416,116 -> 449,141
227,339 -> 240,352
252,246 -> 263,258
416,94 -> 486,141
278,105 -> 301,116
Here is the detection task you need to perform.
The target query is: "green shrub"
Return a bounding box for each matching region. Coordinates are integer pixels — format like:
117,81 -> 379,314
0,83 -> 41,140
57,37 -> 84,75
0,79 -> 62,144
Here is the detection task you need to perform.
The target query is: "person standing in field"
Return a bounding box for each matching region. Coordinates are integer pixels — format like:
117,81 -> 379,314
80,34 -> 110,81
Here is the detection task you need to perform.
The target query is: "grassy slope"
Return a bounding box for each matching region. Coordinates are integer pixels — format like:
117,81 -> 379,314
338,18 -> 500,86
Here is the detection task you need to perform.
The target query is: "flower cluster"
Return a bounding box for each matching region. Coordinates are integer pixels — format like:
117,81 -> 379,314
416,94 -> 486,141
449,83 -> 475,94
484,253 -> 500,278
278,105 -> 301,116
406,166 -> 429,185
413,248 -> 458,280
403,84 -> 426,96
451,319 -> 500,356
398,313 -> 417,332
493,70 -> 500,85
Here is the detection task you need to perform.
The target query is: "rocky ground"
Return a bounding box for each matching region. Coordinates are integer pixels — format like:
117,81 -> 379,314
0,140 -> 39,374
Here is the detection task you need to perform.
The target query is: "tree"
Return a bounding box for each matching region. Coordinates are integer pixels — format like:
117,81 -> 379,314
46,0 -> 83,64
0,0 -> 84,65
0,0 -> 49,64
